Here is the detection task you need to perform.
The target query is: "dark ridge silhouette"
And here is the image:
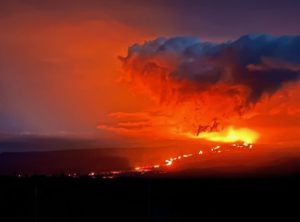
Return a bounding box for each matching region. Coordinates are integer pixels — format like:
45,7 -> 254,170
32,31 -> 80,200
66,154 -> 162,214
0,149 -> 131,175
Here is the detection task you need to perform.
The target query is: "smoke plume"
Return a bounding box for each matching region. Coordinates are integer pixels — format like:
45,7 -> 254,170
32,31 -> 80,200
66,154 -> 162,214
119,35 -> 300,134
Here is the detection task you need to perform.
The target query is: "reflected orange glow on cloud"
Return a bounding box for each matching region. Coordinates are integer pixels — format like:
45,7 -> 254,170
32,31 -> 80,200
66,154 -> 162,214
98,82 -> 300,145
98,36 -> 300,145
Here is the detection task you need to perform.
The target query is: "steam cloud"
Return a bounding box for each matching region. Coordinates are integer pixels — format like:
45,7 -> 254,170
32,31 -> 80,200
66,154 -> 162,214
120,34 -> 300,133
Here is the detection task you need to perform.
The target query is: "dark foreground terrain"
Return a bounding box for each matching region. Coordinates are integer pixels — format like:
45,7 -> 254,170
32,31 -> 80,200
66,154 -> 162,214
0,176 -> 300,222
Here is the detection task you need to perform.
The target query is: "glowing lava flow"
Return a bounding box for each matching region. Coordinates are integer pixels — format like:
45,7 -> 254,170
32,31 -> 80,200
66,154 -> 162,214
83,142 -> 256,179
132,142 -> 255,175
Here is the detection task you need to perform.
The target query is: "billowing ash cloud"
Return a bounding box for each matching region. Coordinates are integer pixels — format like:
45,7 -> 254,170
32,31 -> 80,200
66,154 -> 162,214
120,34 -> 300,130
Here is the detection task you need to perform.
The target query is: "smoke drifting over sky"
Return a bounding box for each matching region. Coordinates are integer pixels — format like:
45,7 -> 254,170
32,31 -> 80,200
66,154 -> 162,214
120,35 -> 300,129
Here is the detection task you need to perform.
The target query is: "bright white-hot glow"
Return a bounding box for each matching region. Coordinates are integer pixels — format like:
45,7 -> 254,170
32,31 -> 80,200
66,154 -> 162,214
165,160 -> 173,166
187,126 -> 259,144
183,154 -> 193,158
88,172 -> 95,177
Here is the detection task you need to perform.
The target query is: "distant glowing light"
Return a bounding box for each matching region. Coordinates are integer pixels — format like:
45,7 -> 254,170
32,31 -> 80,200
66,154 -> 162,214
183,154 -> 193,158
103,175 -> 114,179
88,172 -> 95,177
165,160 -> 173,166
211,145 -> 222,152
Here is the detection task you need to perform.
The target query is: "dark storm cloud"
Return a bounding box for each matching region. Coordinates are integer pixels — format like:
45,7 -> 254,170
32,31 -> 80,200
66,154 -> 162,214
122,34 -> 300,104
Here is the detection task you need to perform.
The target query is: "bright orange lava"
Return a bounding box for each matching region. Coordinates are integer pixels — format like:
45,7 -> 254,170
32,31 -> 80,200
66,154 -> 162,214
187,126 -> 260,144
132,142 -> 255,175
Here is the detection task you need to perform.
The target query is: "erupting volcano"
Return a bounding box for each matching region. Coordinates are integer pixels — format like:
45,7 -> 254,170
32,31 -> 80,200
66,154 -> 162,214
189,126 -> 259,144
100,34 -> 300,146
2,2 -> 300,221
96,34 -> 300,176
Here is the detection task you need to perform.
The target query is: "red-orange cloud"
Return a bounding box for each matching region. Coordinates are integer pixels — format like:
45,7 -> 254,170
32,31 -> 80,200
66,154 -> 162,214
101,35 -> 300,143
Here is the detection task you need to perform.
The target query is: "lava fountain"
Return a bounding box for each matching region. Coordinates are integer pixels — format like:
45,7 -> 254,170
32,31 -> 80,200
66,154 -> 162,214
189,126 -> 260,144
